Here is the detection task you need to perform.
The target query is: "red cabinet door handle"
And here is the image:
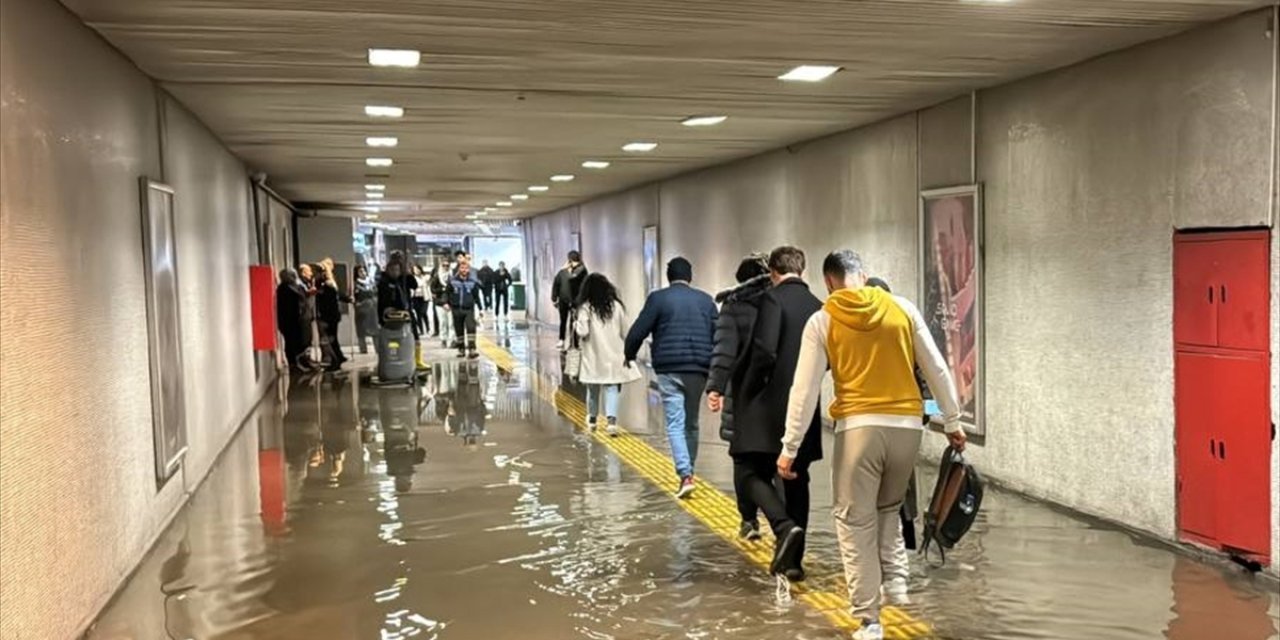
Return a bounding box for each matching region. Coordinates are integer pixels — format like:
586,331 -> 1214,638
1210,438 -> 1216,458
1208,286 -> 1214,303
1218,441 -> 1225,460
1220,285 -> 1227,304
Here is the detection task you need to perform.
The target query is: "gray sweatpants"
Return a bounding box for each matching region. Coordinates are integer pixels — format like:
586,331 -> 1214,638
831,425 -> 922,622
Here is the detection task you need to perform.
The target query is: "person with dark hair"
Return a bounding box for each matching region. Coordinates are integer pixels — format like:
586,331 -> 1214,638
313,263 -> 349,371
353,264 -> 378,354
276,268 -> 311,370
706,253 -> 771,539
552,250 -> 588,349
778,249 -> 964,640
493,261 -> 513,319
428,264 -> 449,338
477,259 -> 496,318
727,245 -> 823,580
411,263 -> 430,336
379,251 -> 426,369
446,258 -> 482,359
574,273 -> 643,436
624,256 -> 718,499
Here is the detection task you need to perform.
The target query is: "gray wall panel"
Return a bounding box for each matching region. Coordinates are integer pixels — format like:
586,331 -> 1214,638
919,96 -> 974,191
0,0 -> 277,635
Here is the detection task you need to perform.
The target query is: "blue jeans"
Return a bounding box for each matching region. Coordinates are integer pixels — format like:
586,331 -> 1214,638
586,384 -> 620,420
656,373 -> 706,479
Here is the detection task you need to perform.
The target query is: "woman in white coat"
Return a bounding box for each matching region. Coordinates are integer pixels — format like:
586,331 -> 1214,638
573,273 -> 642,436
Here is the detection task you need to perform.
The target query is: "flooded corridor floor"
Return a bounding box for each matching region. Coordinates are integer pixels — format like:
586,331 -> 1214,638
87,324 -> 1279,640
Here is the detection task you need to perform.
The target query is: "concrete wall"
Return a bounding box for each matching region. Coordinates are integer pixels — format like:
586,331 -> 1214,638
0,0 -> 277,636
526,10 -> 1280,571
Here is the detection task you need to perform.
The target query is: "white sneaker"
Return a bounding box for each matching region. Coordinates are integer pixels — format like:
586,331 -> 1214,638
880,577 -> 910,605
605,423 -> 619,437
852,622 -> 883,640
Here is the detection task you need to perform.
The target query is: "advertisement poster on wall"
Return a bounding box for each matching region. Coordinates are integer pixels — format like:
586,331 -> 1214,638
919,185 -> 983,436
642,225 -> 660,294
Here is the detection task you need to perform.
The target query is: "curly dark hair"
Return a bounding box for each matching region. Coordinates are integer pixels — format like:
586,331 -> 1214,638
577,272 -> 623,321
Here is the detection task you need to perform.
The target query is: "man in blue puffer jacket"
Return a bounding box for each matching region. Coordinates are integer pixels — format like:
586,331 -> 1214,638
624,256 -> 718,498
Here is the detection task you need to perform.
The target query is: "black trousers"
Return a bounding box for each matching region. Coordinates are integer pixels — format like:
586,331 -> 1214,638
412,298 -> 429,335
452,309 -> 477,351
479,286 -> 493,311
494,288 -> 509,316
557,303 -> 572,341
732,453 -> 811,551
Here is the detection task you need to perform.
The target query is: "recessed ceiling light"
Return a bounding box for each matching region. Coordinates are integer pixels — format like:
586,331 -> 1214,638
366,192 -> 385,199
510,194 -> 529,200
477,209 -> 490,216
623,142 -> 658,152
366,136 -> 398,147
681,115 -> 728,127
365,184 -> 386,191
496,201 -> 513,207
582,160 -> 611,169
364,105 -> 404,118
484,207 -> 497,212
368,48 -> 421,68
366,157 -> 393,167
364,214 -> 380,220
466,213 -> 479,220
778,65 -> 841,82
550,174 -> 575,182
528,185 -> 549,192
363,206 -> 381,213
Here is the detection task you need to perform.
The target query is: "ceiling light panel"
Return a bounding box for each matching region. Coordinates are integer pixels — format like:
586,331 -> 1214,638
778,65 -> 841,82
623,142 -> 658,152
582,160 -> 610,169
496,201 -> 513,207
366,136 -> 398,147
550,174 -> 575,182
368,48 -> 421,68
366,157 -> 393,167
365,184 -> 386,191
366,192 -> 385,199
681,115 -> 727,127
510,194 -> 529,200
364,105 -> 404,118
527,185 -> 549,192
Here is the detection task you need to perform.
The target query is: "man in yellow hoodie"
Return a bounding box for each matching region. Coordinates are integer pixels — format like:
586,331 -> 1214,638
777,250 -> 965,640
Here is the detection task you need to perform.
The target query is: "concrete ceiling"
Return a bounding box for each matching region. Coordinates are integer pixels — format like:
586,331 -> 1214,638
62,0 -> 1264,221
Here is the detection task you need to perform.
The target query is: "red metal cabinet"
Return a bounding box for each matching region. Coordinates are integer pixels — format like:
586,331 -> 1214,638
1172,230 -> 1272,563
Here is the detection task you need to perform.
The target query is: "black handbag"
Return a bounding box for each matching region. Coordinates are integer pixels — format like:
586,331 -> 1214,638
920,445 -> 985,565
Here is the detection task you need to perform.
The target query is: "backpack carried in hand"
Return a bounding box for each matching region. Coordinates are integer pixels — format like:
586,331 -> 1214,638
920,445 -> 985,565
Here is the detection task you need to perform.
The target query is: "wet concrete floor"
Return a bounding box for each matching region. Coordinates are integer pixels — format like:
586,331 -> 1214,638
87,323 -> 1279,640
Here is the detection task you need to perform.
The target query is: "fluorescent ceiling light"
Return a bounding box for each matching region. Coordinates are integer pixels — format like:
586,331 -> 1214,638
366,192 -> 385,199
622,142 -> 658,152
484,207 -> 497,212
366,157 -> 394,167
364,214 -> 379,220
582,160 -> 610,169
466,214 -> 478,220
364,105 -> 404,118
363,206 -> 381,213
368,48 -> 421,68
496,201 -> 513,207
778,65 -> 841,82
366,136 -> 398,147
681,115 -> 728,127
365,184 -> 386,191
510,194 -> 529,200
527,185 -> 549,192
477,210 -> 489,216
550,174 -> 575,182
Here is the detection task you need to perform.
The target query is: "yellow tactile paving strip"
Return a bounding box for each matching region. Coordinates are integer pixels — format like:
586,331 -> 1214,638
476,336 -> 933,639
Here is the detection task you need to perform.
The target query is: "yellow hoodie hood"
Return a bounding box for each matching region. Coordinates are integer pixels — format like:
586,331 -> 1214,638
824,286 -> 892,332
821,286 -> 922,421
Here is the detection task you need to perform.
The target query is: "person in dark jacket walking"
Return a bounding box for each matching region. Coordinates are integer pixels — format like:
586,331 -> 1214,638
624,257 -> 718,499
551,251 -> 587,349
729,246 -> 824,580
706,254 -> 771,539
477,260 -> 496,317
493,261 -> 513,319
447,259 -> 483,359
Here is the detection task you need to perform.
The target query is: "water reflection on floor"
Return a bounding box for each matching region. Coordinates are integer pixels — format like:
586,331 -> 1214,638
87,324 -> 1278,640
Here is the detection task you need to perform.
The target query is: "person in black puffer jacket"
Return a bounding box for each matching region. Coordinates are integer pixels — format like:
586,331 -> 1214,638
706,254 -> 771,539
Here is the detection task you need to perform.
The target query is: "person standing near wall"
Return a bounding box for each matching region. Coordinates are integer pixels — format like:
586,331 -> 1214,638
411,264 -> 430,337
706,253 -> 771,539
446,259 -> 482,359
726,246 -> 824,580
574,273 -> 643,436
429,264 -> 449,339
276,268 -> 309,370
313,263 -> 349,371
778,250 -> 965,640
552,251 -> 588,350
624,257 -> 718,499
493,261 -> 513,320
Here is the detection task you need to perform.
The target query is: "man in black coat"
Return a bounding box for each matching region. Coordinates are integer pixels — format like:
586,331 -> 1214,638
728,245 -> 823,580
551,250 -> 587,349
275,268 -> 310,370
477,259 -> 496,316
706,254 -> 771,539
